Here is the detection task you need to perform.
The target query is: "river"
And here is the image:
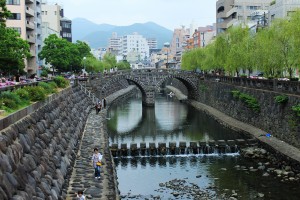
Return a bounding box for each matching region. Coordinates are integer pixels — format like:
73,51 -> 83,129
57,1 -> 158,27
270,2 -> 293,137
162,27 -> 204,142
107,91 -> 300,200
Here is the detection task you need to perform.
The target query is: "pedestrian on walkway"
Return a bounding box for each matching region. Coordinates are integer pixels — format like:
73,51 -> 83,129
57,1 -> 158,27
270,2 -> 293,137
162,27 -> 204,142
76,190 -> 85,200
92,148 -> 103,179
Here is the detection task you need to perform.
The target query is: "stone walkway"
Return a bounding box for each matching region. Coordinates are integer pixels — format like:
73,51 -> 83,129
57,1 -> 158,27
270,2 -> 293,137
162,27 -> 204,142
65,86 -> 136,200
65,109 -> 119,200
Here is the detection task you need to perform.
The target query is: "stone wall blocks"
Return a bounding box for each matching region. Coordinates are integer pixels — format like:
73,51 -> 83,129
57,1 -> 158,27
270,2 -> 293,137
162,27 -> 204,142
39,181 -> 51,196
22,154 -> 37,172
35,187 -> 45,199
50,189 -> 59,200
19,134 -> 31,154
0,172 -> 15,198
0,186 -> 8,200
0,135 -> 8,153
31,170 -> 42,183
27,173 -> 36,189
2,128 -> 16,145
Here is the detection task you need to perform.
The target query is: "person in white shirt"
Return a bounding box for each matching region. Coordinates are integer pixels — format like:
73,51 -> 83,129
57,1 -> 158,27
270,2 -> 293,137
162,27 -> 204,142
92,148 -> 103,179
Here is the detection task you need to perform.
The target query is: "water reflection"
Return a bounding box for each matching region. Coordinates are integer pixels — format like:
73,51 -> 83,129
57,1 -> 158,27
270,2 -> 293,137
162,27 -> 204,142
108,91 -> 245,145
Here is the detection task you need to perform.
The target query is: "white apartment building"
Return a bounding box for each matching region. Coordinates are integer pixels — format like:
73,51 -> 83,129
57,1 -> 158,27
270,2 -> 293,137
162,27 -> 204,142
269,0 -> 300,21
122,32 -> 150,62
147,38 -> 158,50
216,0 -> 272,34
6,0 -> 42,74
41,1 -> 61,33
108,32 -> 122,56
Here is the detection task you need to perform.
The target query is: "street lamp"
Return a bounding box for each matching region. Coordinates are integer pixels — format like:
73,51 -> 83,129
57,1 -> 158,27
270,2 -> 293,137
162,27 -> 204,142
83,57 -> 86,72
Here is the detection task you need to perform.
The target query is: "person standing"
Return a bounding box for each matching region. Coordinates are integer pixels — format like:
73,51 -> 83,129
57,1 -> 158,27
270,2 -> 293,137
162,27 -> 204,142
76,191 -> 85,200
92,148 -> 103,179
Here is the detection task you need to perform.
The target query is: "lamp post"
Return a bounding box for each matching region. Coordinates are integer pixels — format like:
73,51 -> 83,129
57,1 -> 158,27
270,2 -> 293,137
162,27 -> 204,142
83,56 -> 86,72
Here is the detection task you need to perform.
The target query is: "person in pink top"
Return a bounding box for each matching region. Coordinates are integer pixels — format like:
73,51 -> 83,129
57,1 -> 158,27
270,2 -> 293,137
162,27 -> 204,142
92,148 -> 103,179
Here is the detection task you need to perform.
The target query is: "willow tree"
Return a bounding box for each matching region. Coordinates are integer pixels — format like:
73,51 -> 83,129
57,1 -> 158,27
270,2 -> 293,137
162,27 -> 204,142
254,26 -> 283,77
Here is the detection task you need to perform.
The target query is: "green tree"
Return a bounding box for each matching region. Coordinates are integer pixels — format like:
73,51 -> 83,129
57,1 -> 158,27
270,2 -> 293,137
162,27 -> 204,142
116,60 -> 131,70
0,0 -> 11,27
102,53 -> 117,70
0,27 -> 30,75
39,34 -> 74,73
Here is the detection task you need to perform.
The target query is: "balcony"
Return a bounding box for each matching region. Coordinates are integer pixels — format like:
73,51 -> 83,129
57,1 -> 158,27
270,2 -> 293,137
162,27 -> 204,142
30,47 -> 35,56
25,0 -> 34,4
26,21 -> 34,30
27,34 -> 35,44
26,7 -> 34,17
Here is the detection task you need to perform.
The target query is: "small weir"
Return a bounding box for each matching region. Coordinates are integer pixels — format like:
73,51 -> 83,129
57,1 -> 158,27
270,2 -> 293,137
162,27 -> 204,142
110,138 -> 258,157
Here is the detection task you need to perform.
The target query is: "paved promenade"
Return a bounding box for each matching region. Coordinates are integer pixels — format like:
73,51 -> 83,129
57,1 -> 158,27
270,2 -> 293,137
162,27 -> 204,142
65,110 -> 119,200
65,86 -> 136,200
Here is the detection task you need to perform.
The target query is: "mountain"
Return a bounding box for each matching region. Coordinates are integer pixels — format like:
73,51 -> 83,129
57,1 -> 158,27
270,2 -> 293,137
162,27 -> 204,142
72,18 -> 173,49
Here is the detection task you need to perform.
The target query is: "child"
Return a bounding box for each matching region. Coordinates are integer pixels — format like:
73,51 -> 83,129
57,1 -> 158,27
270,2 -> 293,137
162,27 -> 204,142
76,190 -> 85,200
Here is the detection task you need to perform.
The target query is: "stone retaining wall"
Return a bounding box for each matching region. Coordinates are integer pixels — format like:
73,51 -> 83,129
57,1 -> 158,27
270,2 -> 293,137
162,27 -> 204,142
197,80 -> 300,149
0,86 -> 92,200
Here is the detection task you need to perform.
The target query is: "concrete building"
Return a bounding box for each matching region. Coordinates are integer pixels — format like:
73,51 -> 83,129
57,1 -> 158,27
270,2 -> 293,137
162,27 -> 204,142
41,1 -> 72,42
147,38 -> 158,50
269,0 -> 300,22
108,32 -> 122,56
170,26 -> 190,56
216,0 -> 272,34
122,32 -> 150,62
60,9 -> 72,42
6,0 -> 42,75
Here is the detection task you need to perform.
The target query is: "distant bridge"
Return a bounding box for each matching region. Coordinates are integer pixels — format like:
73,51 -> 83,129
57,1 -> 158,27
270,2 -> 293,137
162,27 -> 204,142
90,69 -> 201,106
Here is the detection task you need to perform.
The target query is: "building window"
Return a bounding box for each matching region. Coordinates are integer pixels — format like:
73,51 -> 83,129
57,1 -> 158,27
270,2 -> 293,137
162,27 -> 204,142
7,13 -> 21,20
6,0 -> 20,5
11,27 -> 21,34
42,11 -> 44,15
247,6 -> 261,10
62,32 -> 72,38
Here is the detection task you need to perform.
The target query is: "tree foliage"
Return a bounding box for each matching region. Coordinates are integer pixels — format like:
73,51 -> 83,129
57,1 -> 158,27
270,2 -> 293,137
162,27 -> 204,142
0,27 -> 30,75
181,10 -> 300,78
0,0 -> 11,27
39,35 -> 92,73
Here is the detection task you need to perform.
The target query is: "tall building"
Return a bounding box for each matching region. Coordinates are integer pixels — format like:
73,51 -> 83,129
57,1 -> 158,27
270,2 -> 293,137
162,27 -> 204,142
60,9 -> 72,42
269,0 -> 300,22
216,0 -> 272,34
6,0 -> 42,74
41,1 -> 72,42
170,26 -> 190,56
122,32 -> 150,62
108,32 -> 122,56
147,38 -> 158,50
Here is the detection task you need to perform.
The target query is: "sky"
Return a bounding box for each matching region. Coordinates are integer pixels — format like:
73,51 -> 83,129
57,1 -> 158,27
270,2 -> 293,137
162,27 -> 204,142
52,0 -> 216,30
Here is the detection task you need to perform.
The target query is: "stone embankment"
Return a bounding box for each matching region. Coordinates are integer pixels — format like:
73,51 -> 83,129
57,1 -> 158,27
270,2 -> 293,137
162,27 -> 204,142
167,85 -> 300,170
0,87 -> 91,200
65,85 -> 137,200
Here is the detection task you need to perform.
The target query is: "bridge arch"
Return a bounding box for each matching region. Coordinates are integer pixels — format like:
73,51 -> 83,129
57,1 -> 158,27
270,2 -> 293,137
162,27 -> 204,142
98,69 -> 200,106
155,74 -> 199,100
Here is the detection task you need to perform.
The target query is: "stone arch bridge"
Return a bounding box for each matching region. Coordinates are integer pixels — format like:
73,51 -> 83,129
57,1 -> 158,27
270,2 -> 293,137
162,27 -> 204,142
90,69 -> 201,106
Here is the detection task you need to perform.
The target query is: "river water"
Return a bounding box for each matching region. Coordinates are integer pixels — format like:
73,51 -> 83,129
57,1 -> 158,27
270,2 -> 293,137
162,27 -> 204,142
107,91 -> 300,200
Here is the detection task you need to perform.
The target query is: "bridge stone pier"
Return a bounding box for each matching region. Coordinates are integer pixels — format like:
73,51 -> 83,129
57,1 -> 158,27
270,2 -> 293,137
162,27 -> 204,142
90,69 -> 201,106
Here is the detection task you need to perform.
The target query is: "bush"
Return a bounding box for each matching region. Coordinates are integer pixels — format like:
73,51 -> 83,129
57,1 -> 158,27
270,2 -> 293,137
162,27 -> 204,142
14,88 -> 30,101
231,90 -> 260,112
24,86 -> 47,101
0,98 -> 18,110
292,104 -> 300,117
48,81 -> 58,89
38,82 -> 54,94
53,76 -> 68,88
275,95 -> 289,104
0,91 -> 22,105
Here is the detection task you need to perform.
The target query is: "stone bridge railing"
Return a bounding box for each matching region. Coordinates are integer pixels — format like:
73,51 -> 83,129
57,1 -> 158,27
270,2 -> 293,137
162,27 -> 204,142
205,75 -> 300,95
